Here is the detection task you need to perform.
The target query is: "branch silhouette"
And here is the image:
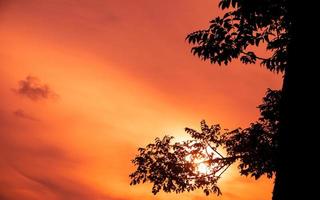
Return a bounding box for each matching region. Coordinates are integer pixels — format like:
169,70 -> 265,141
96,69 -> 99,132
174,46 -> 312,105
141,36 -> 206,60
130,89 -> 281,196
130,0 -> 292,199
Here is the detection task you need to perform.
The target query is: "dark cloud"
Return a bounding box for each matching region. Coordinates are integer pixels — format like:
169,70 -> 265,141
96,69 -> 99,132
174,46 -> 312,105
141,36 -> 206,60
13,76 -> 58,101
13,109 -> 39,121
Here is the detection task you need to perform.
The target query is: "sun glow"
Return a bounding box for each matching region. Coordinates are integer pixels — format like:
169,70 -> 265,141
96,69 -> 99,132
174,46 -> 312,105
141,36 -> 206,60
197,162 -> 210,174
185,145 -> 225,176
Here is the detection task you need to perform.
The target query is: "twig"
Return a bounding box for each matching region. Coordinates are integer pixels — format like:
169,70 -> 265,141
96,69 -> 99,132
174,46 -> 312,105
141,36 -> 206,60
217,164 -> 231,177
241,50 -> 268,61
206,142 -> 224,158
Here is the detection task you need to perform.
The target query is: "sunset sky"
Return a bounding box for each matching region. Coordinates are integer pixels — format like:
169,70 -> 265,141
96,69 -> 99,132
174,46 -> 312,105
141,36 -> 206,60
0,0 -> 282,200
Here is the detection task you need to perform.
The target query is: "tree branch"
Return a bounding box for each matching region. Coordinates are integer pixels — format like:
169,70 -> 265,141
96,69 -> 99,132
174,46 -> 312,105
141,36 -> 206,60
217,164 -> 231,177
206,142 -> 224,158
241,50 -> 269,61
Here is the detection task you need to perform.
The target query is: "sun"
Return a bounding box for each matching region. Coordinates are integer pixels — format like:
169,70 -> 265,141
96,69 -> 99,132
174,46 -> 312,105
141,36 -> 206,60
197,162 -> 210,174
185,156 -> 212,175
185,145 -> 224,176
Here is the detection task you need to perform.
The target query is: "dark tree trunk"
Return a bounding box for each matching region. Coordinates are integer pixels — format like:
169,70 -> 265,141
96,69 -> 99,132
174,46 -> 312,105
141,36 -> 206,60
272,61 -> 291,200
272,1 -> 297,199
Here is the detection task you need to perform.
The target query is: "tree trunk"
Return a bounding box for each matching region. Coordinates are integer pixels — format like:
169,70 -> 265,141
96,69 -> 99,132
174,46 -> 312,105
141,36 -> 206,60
272,1 -> 296,199
272,63 -> 290,200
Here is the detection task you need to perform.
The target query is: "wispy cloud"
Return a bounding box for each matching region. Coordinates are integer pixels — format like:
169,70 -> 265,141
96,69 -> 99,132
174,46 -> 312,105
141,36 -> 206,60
13,109 -> 39,121
13,76 -> 58,101
14,169 -> 126,200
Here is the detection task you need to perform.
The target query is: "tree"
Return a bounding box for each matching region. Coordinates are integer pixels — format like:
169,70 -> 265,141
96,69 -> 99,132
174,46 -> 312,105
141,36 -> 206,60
130,89 -> 280,195
130,0 -> 294,199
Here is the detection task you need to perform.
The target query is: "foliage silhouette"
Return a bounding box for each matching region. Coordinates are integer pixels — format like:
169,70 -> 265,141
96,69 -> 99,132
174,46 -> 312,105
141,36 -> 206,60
130,89 -> 281,196
130,0 -> 293,199
186,0 -> 289,72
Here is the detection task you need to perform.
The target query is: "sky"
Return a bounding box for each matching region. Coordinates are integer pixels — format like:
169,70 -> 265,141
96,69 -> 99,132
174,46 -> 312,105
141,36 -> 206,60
0,0 -> 282,200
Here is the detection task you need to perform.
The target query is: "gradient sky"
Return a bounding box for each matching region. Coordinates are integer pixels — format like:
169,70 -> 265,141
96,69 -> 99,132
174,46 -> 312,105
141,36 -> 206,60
0,0 -> 282,200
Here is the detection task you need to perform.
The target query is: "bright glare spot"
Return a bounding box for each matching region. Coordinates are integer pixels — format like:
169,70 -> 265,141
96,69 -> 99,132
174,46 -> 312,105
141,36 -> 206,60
184,144 -> 226,176
185,155 -> 192,162
197,163 -> 210,174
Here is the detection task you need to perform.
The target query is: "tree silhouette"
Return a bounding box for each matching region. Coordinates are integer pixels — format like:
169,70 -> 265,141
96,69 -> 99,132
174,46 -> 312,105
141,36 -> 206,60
130,0 -> 294,199
130,89 -> 280,195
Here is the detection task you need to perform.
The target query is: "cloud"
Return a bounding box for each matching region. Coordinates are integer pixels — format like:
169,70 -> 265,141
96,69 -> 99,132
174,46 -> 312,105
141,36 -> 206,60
13,76 -> 58,101
12,169 -> 126,200
0,125 -> 128,200
13,109 -> 39,121
0,141 -> 107,200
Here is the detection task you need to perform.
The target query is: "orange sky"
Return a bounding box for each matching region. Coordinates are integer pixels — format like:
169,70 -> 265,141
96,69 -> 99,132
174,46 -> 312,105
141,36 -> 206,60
0,1 -> 282,200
